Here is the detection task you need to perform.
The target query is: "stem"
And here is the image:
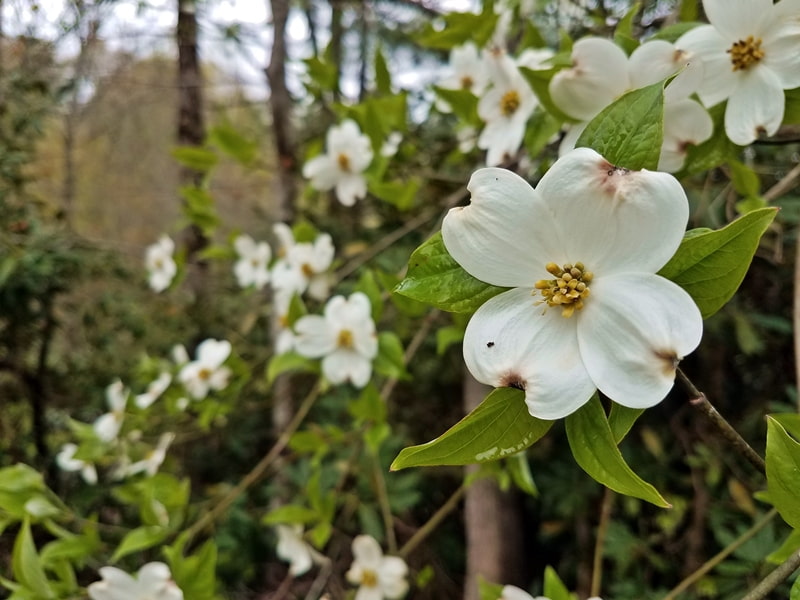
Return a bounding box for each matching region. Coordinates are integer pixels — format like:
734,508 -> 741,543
372,451 -> 398,553
590,488 -> 614,597
662,509 -> 777,600
398,484 -> 467,559
184,382 -> 321,543
794,226 -> 800,413
740,550 -> 800,600
676,369 -> 766,474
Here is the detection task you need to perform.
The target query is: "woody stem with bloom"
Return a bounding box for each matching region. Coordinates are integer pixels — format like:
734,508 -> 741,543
676,368 -> 765,473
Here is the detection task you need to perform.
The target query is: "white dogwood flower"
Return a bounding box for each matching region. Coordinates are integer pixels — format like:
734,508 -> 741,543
346,535 -> 409,600
233,234 -> 271,289
88,562 -> 183,600
677,0 -> 800,145
302,119 -> 373,206
121,432 -> 175,478
380,132 -> 403,158
145,235 -> 177,293
93,380 -> 129,442
276,524 -> 315,576
442,148 -> 703,420
178,339 -> 232,400
56,443 -> 98,484
294,292 -> 378,388
437,42 -> 490,110
271,231 -> 335,302
135,372 -> 172,409
478,51 -> 538,166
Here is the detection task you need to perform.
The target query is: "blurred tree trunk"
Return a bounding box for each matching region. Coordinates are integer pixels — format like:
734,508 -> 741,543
463,371 -> 526,600
176,0 -> 208,315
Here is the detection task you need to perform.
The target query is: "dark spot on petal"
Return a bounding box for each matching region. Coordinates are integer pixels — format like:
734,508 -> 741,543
499,372 -> 526,390
486,341 -> 495,348
654,349 -> 680,376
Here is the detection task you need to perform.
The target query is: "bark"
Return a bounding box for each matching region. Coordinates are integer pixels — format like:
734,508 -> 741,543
463,371 -> 526,600
329,0 -> 343,102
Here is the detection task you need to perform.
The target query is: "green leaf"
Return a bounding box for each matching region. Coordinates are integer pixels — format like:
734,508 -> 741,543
478,577 -> 505,600
369,177 -> 421,212
266,351 -> 319,384
519,65 -> 575,123
262,505 -> 319,525
729,160 -> 761,198
792,573 -> 800,600
13,520 -> 53,599
613,3 -> 641,54
543,566 -> 573,600
394,232 -> 508,313
433,87 -> 479,123
651,21 -> 703,42
767,529 -> 800,563
414,8 -> 499,49
766,417 -> 800,529
373,331 -> 408,380
576,79 -> 665,170
166,540 -> 218,600
374,46 -> 392,95
507,453 -> 538,497
355,269 -> 383,322
772,414 -> 800,441
110,526 -> 167,563
608,403 -> 644,444
658,208 -> 777,319
785,87 -> 800,124
565,396 -> 670,507
208,124 -> 257,165
348,384 -> 387,424
171,146 -> 218,172
524,109 -> 562,158
436,325 -> 464,355
391,388 -> 553,470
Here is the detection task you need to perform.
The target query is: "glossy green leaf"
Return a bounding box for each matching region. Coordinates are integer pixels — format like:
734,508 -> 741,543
565,396 -> 669,507
507,453 -> 538,497
608,403 -> 644,444
577,79 -> 664,170
391,388 -> 553,470
766,417 -> 800,529
110,526 -> 167,563
374,46 -> 392,95
658,208 -> 777,319
165,540 -> 218,600
767,529 -> 800,564
478,577 -> 505,600
543,566 -> 574,600
13,519 -> 53,599
394,232 -> 508,313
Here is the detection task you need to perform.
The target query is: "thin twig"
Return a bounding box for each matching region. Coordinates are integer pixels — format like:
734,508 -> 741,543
397,484 -> 467,559
740,550 -> 800,600
590,488 -> 615,597
794,227 -> 800,413
661,509 -> 778,600
763,161 -> 800,203
372,452 -> 398,553
676,368 -> 766,474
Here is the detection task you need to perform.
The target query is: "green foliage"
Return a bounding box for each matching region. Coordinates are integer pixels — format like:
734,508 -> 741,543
766,417 -> 800,530
543,565 -> 574,600
391,388 -> 553,470
414,6 -> 499,49
658,208 -> 778,319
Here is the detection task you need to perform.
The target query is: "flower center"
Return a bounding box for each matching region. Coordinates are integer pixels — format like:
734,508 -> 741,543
337,152 -> 351,171
198,367 -> 212,381
500,90 -> 520,116
534,262 -> 592,318
460,75 -> 474,90
301,263 -> 314,278
361,569 -> 378,588
727,36 -> 764,71
338,329 -> 354,348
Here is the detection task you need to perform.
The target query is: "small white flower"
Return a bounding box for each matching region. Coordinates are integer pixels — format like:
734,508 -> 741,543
171,344 -> 190,366
437,42 -> 490,104
56,443 -> 98,484
135,372 -> 172,409
145,235 -> 177,293
442,148 -> 703,420
93,380 -> 129,442
294,292 -> 378,388
346,535 -> 409,600
178,339 -> 232,400
677,0 -> 800,145
276,524 -> 315,576
478,51 -> 538,166
233,234 -> 272,289
273,293 -> 296,355
87,561 -> 183,600
302,119 -> 374,206
120,432 -> 175,478
271,232 -> 335,302
380,132 -> 403,158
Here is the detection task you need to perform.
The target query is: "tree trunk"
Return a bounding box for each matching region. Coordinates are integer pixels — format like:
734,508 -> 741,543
463,371 -> 526,600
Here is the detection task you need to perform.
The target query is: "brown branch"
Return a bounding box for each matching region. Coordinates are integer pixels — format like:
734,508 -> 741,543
740,550 -> 800,600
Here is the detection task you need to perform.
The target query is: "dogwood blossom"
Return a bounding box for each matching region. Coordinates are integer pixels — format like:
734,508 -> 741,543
233,234 -> 271,289
135,372 -> 172,409
550,37 -> 713,171
677,0 -> 800,145
276,524 -> 315,576
437,42 -> 489,108
56,443 -> 98,484
145,235 -> 177,293
93,380 -> 129,442
302,119 -> 373,206
271,228 -> 334,301
120,432 -> 175,478
178,339 -> 232,400
346,535 -> 409,600
294,292 -> 378,388
87,562 -> 183,600
442,148 -> 703,420
380,132 -> 403,158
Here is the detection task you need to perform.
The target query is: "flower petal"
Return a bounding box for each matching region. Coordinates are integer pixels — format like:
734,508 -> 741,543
294,315 -> 337,358
676,25 -> 738,107
335,174 -> 368,206
763,25 -> 800,89
577,273 -> 703,409
463,288 -> 596,420
302,155 -> 339,191
322,350 -> 372,387
535,147 -> 689,275
703,0 -> 773,40
442,168 -> 563,288
725,66 -> 785,145
659,98 -> 714,172
501,585 -> 537,600
352,535 -> 383,568
197,339 -> 231,369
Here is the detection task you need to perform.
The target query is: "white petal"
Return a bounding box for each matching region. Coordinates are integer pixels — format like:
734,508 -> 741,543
352,535 -> 383,569
441,168 -> 562,288
724,66 -> 785,145
310,234 -> 335,271
676,25 -> 740,107
93,413 -> 122,443
335,174 -> 368,206
577,273 -> 703,409
477,116 -> 526,167
463,288 -> 596,420
234,234 -> 256,257
302,155 -> 339,191
294,315 -> 337,358
763,27 -> 800,89
355,586 -> 384,600
197,339 -> 231,368
659,99 -> 714,172
501,585 -> 537,600
549,37 -> 630,121
703,0 -> 773,40
322,350 -> 372,387
137,562 -> 172,589
557,121 -> 588,156
628,40 -> 686,88
273,222 -> 295,254
535,147 -> 689,275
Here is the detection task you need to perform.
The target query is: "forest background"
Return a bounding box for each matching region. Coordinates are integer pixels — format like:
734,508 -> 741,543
2,0 -> 800,599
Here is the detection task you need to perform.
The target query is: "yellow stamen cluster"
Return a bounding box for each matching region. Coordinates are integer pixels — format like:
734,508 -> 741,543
460,75 -> 474,90
534,262 -> 592,318
361,569 -> 378,587
337,152 -> 351,171
338,329 -> 354,348
727,36 -> 764,71
198,367 -> 212,381
301,263 -> 314,278
500,90 -> 521,116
